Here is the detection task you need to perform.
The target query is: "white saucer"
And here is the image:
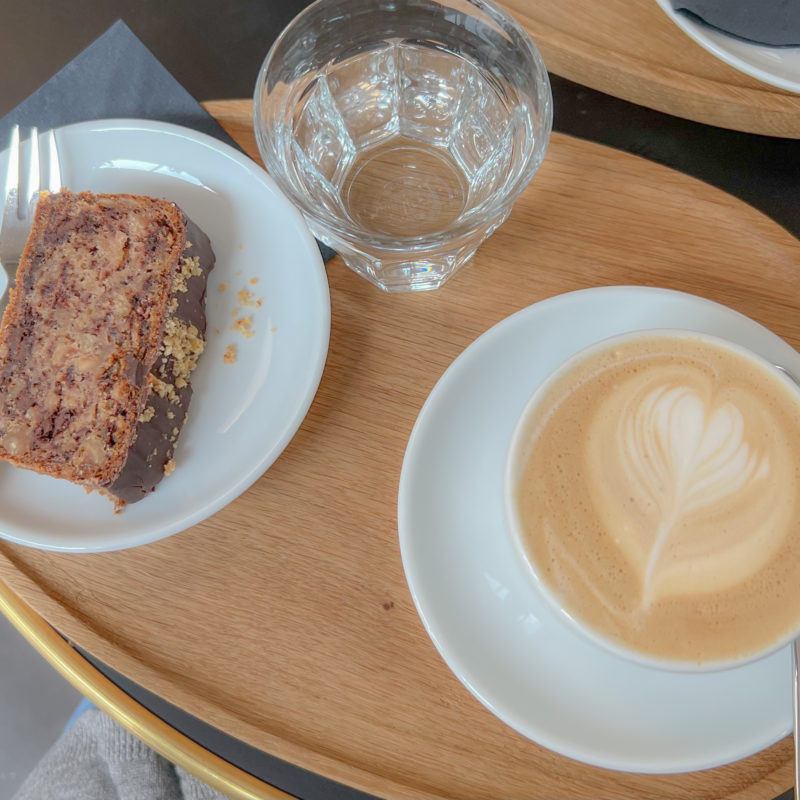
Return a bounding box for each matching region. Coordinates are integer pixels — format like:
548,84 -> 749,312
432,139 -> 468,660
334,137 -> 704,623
0,120 -> 330,552
398,286 -> 800,773
655,0 -> 800,94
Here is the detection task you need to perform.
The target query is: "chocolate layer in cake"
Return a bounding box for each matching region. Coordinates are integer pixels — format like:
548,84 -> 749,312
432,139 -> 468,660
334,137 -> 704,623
0,191 -> 215,507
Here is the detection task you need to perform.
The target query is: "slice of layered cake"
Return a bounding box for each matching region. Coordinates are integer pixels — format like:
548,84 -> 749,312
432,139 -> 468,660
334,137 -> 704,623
0,190 -> 215,508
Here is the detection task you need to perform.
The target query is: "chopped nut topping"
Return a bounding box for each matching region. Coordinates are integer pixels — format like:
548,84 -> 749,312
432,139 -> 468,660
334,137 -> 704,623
148,375 -> 179,404
163,459 -> 176,476
138,406 -> 155,423
172,255 -> 202,294
161,317 -> 205,386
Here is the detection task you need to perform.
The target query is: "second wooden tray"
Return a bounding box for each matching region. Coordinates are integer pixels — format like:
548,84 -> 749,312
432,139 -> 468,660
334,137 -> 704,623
500,0 -> 800,137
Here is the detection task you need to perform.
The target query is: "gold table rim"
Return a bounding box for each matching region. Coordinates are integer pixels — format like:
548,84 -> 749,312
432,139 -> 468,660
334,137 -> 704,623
0,576 -> 294,800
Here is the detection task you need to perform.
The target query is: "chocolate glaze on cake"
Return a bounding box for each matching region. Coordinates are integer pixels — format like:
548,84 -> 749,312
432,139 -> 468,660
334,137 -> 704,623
0,191 -> 216,508
108,218 -> 215,504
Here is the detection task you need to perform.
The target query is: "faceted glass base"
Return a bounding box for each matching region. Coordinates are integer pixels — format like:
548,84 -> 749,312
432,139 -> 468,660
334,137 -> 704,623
342,251 -> 477,293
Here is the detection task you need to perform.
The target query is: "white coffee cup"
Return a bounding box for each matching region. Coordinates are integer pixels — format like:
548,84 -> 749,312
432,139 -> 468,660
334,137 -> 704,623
504,328 -> 800,672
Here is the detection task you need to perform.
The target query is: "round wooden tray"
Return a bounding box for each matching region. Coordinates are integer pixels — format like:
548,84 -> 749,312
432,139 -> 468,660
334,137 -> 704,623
0,100 -> 798,798
499,0 -> 800,138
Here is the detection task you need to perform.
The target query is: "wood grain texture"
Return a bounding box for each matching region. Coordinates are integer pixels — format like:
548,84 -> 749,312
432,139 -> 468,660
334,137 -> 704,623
0,99 -> 799,799
497,0 -> 800,137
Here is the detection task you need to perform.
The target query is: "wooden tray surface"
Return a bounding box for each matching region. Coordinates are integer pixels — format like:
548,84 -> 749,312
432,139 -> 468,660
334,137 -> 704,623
499,0 -> 800,138
1,100 -> 799,799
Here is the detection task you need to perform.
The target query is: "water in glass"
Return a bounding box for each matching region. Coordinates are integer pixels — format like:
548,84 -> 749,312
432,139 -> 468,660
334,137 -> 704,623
255,0 -> 552,292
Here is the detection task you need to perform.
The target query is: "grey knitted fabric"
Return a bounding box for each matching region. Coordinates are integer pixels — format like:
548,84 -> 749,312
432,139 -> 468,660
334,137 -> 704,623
12,709 -> 232,800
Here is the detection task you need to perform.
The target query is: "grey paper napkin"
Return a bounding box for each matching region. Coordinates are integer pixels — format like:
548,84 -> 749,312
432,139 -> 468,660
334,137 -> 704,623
0,19 -> 336,261
0,20 -> 238,150
671,0 -> 800,47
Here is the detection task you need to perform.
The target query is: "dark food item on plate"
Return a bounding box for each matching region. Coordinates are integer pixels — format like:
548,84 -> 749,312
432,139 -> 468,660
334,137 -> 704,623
672,0 -> 800,47
0,190 -> 215,508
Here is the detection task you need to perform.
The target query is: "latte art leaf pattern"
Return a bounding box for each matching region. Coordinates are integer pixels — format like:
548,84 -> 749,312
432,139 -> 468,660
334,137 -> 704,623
518,335 -> 800,661
621,385 -> 770,607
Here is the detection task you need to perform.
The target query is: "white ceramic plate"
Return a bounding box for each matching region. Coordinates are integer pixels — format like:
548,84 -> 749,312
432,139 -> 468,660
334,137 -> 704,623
398,286 -> 799,773
0,119 -> 330,552
655,0 -> 800,93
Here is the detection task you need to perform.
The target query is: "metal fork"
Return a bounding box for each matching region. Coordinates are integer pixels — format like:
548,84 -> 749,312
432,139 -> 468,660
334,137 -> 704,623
0,125 -> 62,305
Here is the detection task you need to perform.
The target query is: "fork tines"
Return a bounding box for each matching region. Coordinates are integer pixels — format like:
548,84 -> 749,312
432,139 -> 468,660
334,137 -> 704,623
0,126 -> 62,284
3,125 -> 62,222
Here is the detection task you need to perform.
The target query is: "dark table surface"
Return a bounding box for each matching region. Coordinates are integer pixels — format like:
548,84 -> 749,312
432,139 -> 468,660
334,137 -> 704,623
1,2 -> 799,799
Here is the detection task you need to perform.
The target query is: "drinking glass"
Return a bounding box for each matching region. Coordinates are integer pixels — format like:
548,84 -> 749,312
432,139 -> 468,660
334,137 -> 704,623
254,0 -> 553,292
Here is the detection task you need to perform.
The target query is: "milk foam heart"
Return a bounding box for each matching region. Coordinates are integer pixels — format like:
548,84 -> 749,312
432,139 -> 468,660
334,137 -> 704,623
589,378 -> 789,610
513,333 -> 800,665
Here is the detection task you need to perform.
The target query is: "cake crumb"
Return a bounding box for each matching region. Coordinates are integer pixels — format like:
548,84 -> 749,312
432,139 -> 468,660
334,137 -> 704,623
219,282 -> 228,293
231,316 -> 255,339
249,277 -> 259,285
237,288 -> 263,308
224,344 -> 237,364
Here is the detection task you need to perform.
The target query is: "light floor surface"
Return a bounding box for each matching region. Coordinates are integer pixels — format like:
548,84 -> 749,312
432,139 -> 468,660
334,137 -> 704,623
0,613 -> 82,798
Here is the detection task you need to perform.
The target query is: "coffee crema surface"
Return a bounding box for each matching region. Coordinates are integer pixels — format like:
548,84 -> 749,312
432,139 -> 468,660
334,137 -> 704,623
514,334 -> 800,663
